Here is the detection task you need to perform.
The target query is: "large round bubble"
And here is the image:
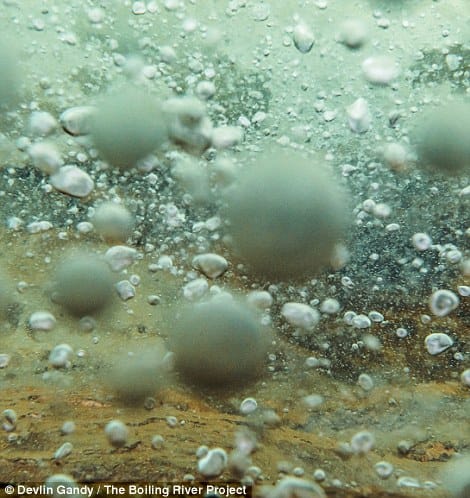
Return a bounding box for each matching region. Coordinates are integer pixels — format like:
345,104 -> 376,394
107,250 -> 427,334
52,253 -> 114,316
415,102 -> 470,175
91,87 -> 167,169
169,297 -> 268,388
224,150 -> 349,281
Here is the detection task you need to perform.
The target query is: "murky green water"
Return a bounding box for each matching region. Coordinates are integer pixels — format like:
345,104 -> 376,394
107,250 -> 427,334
0,0 -> 469,497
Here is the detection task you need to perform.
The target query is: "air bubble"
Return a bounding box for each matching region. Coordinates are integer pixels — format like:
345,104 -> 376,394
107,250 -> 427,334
358,373 -> 374,391
350,431 -> 375,454
424,333 -> 453,355
429,289 -> 459,317
374,461 -> 393,479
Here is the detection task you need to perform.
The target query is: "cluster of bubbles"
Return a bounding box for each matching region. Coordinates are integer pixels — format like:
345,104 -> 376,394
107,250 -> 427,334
0,0 -> 468,495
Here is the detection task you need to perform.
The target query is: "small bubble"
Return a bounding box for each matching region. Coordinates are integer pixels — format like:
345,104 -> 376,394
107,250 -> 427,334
457,286 -> 470,297
352,314 -> 371,329
60,421 -> 76,435
251,2 -> 270,21
166,416 -> 178,428
424,333 -> 453,355
198,448 -> 227,477
357,373 -> 374,391
461,369 -> 470,387
420,314 -> 431,324
350,431 -> 375,454
305,357 -> 320,368
320,298 -> 340,314
151,435 -> 164,449
429,289 -> 459,317
292,467 -> 304,477
282,302 -> 320,330
374,461 -> 394,479
49,344 -> 73,369
396,327 -> 408,338
397,477 -> 421,488
240,398 -> 258,415
54,442 -> 73,460
341,276 -> 354,289
2,409 -> 17,432
292,23 -> 315,54
0,354 -> 11,368
105,420 -> 128,448
343,310 -> 356,325
368,311 -> 384,322
302,394 -> 324,410
313,469 -> 326,481
362,56 -> 399,85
